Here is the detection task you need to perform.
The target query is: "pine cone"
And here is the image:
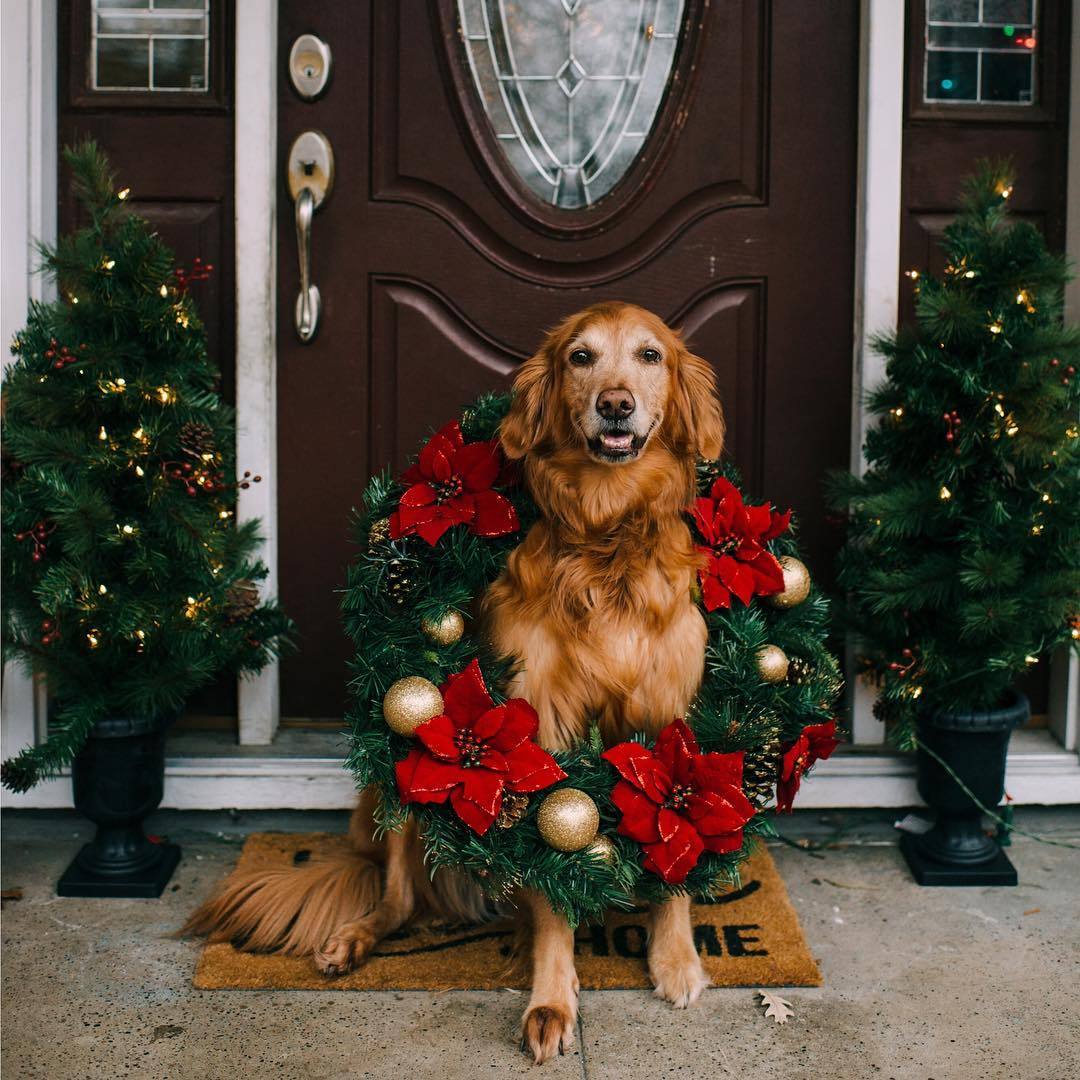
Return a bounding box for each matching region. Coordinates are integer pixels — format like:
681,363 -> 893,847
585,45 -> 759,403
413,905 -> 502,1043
224,580 -> 260,623
179,420 -> 216,460
495,791 -> 529,828
367,517 -> 391,552
787,656 -> 813,685
743,730 -> 781,809
385,558 -> 414,606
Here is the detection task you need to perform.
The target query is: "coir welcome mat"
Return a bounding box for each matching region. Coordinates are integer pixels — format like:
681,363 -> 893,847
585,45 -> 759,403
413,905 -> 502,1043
193,832 -> 820,991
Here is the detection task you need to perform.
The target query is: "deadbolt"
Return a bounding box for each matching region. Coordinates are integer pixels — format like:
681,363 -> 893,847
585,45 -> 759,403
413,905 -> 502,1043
288,34 -> 332,100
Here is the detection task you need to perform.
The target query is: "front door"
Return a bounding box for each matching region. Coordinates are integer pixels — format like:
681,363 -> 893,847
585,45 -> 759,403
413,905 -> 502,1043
276,2 -> 859,721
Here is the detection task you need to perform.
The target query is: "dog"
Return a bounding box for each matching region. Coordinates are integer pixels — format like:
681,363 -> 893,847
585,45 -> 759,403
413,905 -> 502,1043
184,301 -> 725,1063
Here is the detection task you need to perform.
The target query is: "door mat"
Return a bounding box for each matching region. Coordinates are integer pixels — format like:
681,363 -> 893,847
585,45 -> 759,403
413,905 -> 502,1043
192,832 -> 821,991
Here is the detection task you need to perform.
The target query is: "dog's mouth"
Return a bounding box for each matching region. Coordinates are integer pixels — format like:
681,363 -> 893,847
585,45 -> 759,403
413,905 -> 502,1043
586,423 -> 653,463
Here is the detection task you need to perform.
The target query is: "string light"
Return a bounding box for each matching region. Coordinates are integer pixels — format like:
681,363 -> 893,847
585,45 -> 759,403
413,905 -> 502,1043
218,509 -> 232,520
102,258 -> 115,271
98,426 -> 108,441
1006,422 -> 1019,437
98,584 -> 108,595
120,523 -> 136,536
86,629 -> 101,648
890,406 -> 904,419
1042,492 -> 1053,504
155,385 -> 176,404
134,465 -> 145,477
1015,289 -> 1036,312
159,284 -> 169,297
1031,523 -> 1044,536
988,319 -> 1003,335
117,187 -> 130,200
939,485 -> 952,501
904,269 -> 920,280
1025,655 -> 1039,665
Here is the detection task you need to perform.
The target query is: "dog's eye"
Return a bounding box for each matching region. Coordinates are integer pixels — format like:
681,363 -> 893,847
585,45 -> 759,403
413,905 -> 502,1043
641,348 -> 661,364
569,348 -> 593,367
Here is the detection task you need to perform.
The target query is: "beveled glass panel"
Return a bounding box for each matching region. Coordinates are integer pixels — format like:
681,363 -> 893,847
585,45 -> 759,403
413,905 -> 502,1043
92,0 -> 209,92
459,0 -> 686,209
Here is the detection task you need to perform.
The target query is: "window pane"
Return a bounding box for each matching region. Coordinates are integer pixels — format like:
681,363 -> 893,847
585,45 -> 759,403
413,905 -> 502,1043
924,0 -> 1038,105
92,0 -> 210,93
926,50 -> 978,101
96,36 -> 149,88
459,0 -> 686,209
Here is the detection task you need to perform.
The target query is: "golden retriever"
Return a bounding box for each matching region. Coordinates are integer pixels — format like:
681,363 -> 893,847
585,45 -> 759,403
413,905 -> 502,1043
184,301 -> 725,1063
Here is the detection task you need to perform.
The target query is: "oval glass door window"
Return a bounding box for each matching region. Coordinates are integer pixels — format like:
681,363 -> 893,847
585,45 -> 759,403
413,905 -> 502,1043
459,0 -> 686,209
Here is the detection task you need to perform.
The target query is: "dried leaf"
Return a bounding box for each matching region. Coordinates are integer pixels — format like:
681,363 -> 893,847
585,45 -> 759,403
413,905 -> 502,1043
756,990 -> 794,1024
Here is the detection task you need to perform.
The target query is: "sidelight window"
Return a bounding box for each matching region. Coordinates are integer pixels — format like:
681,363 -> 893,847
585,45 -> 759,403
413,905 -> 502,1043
458,0 -> 686,209
92,0 -> 210,93
924,0 -> 1038,105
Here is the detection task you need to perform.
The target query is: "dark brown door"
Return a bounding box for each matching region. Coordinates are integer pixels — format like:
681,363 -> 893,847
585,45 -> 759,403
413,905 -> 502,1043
276,1 -> 859,721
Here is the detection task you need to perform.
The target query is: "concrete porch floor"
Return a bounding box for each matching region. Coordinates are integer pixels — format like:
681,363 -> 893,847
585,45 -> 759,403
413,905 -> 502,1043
2,807 -> 1078,1080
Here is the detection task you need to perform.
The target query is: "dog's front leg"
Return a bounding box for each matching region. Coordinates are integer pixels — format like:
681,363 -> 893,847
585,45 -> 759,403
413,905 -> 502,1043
520,890 -> 579,1063
648,894 -> 709,1007
314,821 -> 416,976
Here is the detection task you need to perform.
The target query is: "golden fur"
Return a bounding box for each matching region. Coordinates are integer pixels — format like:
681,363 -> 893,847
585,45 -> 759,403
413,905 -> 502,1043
183,302 -> 725,1062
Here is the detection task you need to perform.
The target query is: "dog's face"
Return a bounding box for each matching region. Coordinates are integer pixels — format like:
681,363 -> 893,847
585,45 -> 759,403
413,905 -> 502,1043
500,302 -> 724,466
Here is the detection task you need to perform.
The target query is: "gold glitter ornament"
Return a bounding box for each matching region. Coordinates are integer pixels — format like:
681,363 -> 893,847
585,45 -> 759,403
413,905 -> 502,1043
756,645 -> 790,684
583,834 -> 617,864
382,676 -> 444,737
767,556 -> 811,609
536,788 -> 599,851
420,610 -> 465,646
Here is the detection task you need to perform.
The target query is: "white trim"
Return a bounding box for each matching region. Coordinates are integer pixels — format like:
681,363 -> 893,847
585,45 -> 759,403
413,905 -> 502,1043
5,730 -> 1077,809
234,0 -> 280,745
1,0 -> 57,770
1051,0 -> 1080,755
846,0 -> 906,745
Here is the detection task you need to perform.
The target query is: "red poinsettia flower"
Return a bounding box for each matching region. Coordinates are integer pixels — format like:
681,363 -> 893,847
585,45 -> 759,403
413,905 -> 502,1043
775,720 -> 840,813
602,719 -> 755,884
691,477 -> 791,611
389,421 -> 519,546
395,659 -> 566,835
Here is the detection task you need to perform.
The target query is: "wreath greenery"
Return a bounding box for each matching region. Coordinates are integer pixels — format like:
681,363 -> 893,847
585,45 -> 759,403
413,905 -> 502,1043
344,393 -> 842,926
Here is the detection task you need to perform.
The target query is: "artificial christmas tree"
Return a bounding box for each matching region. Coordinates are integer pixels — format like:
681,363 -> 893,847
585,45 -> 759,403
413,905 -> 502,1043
2,144 -> 292,892
831,162 -> 1080,884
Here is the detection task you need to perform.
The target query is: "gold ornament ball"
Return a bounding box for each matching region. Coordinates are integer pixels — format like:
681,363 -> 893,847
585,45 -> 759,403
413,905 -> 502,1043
756,645 -> 790,684
768,556 -> 811,609
537,788 -> 600,852
382,676 -> 444,737
420,610 -> 465,646
584,834 -> 617,864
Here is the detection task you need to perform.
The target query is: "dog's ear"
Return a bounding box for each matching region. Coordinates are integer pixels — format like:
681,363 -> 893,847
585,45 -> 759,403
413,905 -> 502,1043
500,347 -> 555,460
668,347 -> 725,460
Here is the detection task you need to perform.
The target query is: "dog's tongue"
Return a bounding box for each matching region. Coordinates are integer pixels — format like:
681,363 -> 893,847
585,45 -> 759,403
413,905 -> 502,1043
600,432 -> 633,452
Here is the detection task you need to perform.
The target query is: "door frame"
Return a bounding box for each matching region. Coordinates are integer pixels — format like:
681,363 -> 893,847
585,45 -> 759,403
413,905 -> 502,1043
3,0 -> 1078,808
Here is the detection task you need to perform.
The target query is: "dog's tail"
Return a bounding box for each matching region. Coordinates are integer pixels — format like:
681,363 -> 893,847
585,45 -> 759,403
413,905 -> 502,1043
181,844 -> 383,957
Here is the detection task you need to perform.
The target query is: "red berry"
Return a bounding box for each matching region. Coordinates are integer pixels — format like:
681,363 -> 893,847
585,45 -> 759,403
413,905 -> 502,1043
1050,358 -> 1060,367
32,552 -> 42,562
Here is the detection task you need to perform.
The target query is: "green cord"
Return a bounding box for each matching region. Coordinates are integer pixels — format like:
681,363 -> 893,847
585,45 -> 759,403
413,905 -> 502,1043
914,736 -> 1080,851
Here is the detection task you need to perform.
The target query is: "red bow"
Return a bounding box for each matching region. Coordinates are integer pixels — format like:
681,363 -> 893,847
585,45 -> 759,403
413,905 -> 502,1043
389,422 -> 519,546
602,719 -> 755,884
691,477 -> 790,611
395,660 -> 566,835
776,720 -> 840,812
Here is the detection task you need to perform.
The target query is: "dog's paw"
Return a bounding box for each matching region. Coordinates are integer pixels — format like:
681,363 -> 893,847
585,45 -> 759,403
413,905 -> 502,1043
520,1004 -> 575,1064
313,927 -> 375,977
649,950 -> 710,1009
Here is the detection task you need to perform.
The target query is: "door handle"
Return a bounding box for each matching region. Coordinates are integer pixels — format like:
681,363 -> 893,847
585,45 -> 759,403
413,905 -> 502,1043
286,131 -> 335,343
294,188 -> 319,342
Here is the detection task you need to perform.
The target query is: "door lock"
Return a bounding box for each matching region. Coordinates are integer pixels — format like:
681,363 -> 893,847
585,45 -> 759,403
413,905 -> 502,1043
288,34 -> 332,100
286,131 -> 335,342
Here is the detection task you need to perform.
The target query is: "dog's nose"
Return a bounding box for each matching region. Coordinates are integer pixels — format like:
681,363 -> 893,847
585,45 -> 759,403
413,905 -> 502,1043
596,388 -> 635,419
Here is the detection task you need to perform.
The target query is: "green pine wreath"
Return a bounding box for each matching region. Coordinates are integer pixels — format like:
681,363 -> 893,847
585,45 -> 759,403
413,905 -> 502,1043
344,393 -> 842,926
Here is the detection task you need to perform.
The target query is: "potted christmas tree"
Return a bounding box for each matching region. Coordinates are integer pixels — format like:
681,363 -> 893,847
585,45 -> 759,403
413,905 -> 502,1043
831,162 -> 1080,885
2,143 -> 292,896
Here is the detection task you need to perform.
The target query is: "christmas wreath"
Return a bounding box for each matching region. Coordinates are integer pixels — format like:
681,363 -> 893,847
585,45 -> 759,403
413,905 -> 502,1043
345,394 -> 842,925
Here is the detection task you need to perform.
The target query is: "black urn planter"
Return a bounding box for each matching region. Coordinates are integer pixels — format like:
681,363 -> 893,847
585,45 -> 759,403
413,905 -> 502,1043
900,688 -> 1028,887
56,716 -> 180,898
